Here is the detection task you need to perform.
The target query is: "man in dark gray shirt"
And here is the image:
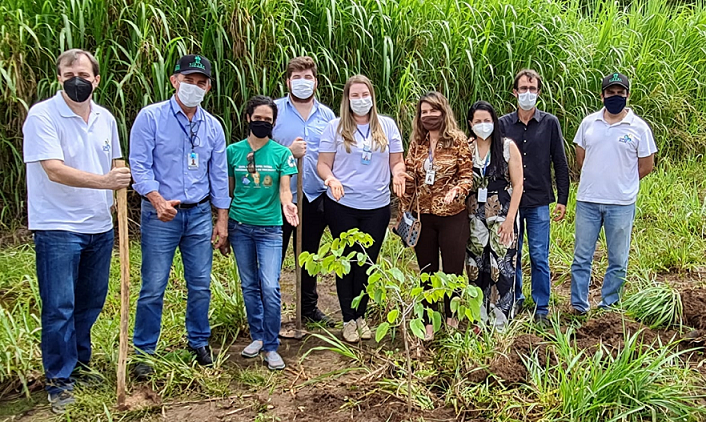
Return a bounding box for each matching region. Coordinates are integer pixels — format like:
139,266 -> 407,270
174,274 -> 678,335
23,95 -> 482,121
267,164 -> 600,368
499,69 -> 570,326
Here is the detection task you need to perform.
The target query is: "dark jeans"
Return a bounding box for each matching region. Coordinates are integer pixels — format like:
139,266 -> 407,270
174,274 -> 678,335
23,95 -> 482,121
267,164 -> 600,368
34,229 -> 114,395
324,197 -> 390,322
414,211 -> 470,319
282,194 -> 327,316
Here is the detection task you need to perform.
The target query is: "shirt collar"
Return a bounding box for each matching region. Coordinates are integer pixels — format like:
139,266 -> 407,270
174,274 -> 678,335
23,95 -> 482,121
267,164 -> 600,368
169,95 -> 204,122
55,91 -> 100,119
286,95 -> 320,117
512,108 -> 544,124
595,107 -> 635,125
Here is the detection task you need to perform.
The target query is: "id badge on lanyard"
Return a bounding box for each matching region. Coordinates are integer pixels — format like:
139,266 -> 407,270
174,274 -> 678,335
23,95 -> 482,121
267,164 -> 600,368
171,101 -> 201,171
358,127 -> 372,165
424,149 -> 435,185
188,151 -> 199,170
478,152 -> 490,202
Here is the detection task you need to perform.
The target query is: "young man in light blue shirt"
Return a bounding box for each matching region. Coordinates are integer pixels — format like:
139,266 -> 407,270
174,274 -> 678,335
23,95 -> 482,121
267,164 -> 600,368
272,56 -> 336,326
129,54 -> 230,377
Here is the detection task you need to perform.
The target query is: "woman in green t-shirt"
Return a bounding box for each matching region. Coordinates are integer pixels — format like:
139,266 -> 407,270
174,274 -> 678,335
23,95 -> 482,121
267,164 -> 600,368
225,96 -> 299,370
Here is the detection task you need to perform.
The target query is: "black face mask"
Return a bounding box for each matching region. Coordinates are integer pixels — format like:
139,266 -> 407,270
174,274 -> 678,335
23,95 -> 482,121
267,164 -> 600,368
603,95 -> 627,114
63,76 -> 94,103
249,120 -> 273,139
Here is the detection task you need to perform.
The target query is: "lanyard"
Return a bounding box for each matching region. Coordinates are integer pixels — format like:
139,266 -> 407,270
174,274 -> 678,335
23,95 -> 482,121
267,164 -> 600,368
480,152 -> 490,177
170,101 -> 200,151
356,126 -> 371,147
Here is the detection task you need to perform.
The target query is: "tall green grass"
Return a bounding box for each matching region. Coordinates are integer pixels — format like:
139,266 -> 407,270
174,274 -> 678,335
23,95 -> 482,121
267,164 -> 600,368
1,0 -> 706,228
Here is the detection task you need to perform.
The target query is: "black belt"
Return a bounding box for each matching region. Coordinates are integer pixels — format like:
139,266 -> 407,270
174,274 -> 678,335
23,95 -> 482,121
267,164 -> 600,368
142,196 -> 210,209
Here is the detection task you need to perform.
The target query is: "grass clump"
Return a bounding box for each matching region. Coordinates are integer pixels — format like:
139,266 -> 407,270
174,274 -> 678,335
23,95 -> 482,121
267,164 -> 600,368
622,280 -> 683,329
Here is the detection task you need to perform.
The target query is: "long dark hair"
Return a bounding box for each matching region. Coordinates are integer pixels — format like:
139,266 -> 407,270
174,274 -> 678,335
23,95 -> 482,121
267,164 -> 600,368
466,101 -> 506,179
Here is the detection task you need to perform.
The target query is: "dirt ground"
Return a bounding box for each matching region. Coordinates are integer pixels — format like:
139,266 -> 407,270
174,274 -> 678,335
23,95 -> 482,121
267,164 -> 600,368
3,269 -> 706,421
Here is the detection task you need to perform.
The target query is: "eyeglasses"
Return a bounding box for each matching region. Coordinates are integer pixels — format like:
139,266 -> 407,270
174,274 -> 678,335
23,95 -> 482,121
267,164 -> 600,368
247,152 -> 256,174
517,87 -> 539,94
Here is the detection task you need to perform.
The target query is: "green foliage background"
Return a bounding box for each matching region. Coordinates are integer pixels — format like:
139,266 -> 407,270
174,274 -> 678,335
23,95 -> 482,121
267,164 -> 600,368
1,0 -> 706,227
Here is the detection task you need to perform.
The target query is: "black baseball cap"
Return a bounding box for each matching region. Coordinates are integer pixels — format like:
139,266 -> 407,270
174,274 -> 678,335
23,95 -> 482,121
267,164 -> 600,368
602,72 -> 630,92
173,54 -> 211,78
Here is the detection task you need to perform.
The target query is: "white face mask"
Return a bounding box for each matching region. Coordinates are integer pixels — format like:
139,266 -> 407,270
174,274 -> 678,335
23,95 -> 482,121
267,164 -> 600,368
473,122 -> 494,140
518,92 -> 538,111
350,96 -> 373,116
290,79 -> 315,100
177,81 -> 206,107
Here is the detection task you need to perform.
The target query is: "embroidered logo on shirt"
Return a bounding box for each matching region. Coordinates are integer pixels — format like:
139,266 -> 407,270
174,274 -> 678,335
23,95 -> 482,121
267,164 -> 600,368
103,140 -> 111,152
618,134 -> 633,144
287,155 -> 296,168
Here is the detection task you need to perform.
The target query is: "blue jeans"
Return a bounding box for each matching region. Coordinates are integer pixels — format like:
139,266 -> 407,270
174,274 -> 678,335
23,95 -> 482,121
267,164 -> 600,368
133,200 -> 213,353
34,229 -> 114,394
515,205 -> 551,316
229,220 -> 283,352
571,201 -> 635,312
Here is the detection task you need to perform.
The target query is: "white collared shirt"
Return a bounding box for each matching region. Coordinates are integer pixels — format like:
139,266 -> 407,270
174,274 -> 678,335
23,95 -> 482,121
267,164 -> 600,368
573,108 -> 657,205
23,91 -> 122,233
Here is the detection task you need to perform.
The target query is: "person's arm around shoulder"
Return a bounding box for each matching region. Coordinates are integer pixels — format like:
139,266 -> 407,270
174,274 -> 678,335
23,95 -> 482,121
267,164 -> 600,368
573,118 -> 587,170
386,117 -> 408,198
129,108 -> 180,222
209,123 -> 230,251
317,121 -> 344,201
280,148 -> 299,226
550,115 -> 570,221
498,139 -> 523,247
24,113 -> 131,190
637,122 -> 657,179
445,133 -> 474,204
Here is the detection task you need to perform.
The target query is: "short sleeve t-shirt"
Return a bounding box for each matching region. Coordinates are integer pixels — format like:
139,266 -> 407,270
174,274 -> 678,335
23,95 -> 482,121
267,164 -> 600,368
227,139 -> 298,226
22,91 -> 122,233
573,108 -> 657,205
318,115 -> 404,210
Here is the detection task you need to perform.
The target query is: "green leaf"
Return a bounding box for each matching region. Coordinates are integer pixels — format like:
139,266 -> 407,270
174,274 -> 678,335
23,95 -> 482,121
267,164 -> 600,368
411,287 -> 424,297
432,311 -> 442,332
387,309 -> 399,324
318,243 -> 331,257
414,302 -> 424,319
351,294 -> 362,310
375,322 -> 390,342
298,251 -> 311,266
420,273 -> 430,282
390,268 -> 405,283
410,318 -> 425,340
368,272 -> 382,285
450,297 -> 461,313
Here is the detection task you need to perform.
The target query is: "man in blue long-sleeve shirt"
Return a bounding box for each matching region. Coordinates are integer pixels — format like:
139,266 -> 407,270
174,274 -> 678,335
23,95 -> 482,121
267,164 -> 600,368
499,69 -> 570,327
129,54 -> 230,378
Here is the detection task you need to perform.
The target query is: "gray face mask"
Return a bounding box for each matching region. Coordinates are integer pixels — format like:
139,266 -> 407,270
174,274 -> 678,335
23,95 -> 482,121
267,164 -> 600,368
350,96 -> 373,116
518,92 -> 538,111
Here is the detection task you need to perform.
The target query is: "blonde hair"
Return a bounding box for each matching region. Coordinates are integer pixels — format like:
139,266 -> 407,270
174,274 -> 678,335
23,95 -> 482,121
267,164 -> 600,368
411,91 -> 465,149
337,75 -> 388,153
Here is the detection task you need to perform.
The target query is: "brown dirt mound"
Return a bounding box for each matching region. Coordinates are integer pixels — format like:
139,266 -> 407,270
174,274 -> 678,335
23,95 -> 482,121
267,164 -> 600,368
681,288 -> 706,330
575,312 -> 667,349
484,334 -> 546,385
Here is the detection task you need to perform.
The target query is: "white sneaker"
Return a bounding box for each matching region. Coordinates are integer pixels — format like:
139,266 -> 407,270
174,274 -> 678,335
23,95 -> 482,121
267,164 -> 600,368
356,317 -> 372,340
241,340 -> 263,358
342,320 -> 360,343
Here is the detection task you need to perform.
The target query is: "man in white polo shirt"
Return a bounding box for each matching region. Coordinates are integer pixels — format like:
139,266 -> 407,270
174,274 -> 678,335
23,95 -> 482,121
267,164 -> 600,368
570,73 -> 657,314
22,49 -> 131,413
